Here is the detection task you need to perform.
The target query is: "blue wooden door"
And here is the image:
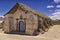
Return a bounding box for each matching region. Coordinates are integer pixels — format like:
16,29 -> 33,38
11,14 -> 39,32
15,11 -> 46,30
19,21 -> 24,32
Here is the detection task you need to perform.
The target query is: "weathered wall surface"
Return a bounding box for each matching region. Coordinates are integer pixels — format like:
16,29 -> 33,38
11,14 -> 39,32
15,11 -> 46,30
25,12 -> 38,35
3,14 -> 10,33
12,8 -> 38,34
0,23 -> 2,28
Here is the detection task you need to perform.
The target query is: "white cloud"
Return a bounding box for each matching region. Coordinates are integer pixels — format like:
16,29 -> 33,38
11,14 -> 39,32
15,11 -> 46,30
0,21 -> 3,23
54,0 -> 60,3
0,16 -> 4,18
55,9 -> 60,12
56,5 -> 60,8
49,12 -> 60,20
49,9 -> 60,20
47,5 -> 54,8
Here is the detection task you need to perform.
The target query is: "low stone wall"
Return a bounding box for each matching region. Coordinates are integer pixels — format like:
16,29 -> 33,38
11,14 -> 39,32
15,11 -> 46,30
52,20 -> 60,25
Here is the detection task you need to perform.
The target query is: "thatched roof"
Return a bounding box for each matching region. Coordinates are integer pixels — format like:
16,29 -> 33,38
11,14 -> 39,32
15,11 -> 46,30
4,3 -> 49,18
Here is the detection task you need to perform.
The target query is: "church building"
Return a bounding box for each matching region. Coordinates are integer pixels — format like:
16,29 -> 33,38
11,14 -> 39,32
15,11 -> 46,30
3,3 -> 53,35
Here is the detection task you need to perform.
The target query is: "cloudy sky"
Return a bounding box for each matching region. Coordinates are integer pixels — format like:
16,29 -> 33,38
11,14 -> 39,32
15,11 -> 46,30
0,0 -> 60,20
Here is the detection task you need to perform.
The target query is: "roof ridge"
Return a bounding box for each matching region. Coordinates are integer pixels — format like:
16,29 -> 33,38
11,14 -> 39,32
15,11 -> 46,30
4,2 -> 49,18
17,3 -> 49,18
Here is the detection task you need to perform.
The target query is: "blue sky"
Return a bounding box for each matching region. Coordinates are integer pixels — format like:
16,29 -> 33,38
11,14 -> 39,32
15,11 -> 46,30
0,0 -> 60,20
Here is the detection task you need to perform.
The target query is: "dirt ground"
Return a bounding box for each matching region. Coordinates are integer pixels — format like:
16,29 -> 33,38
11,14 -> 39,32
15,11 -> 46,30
0,25 -> 60,40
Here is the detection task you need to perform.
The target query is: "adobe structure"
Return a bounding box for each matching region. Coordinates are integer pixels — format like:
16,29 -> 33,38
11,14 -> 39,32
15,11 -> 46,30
3,3 -> 53,35
0,17 -> 4,28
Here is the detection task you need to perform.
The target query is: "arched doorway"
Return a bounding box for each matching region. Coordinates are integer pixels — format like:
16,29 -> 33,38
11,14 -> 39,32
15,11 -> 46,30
19,21 -> 25,32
